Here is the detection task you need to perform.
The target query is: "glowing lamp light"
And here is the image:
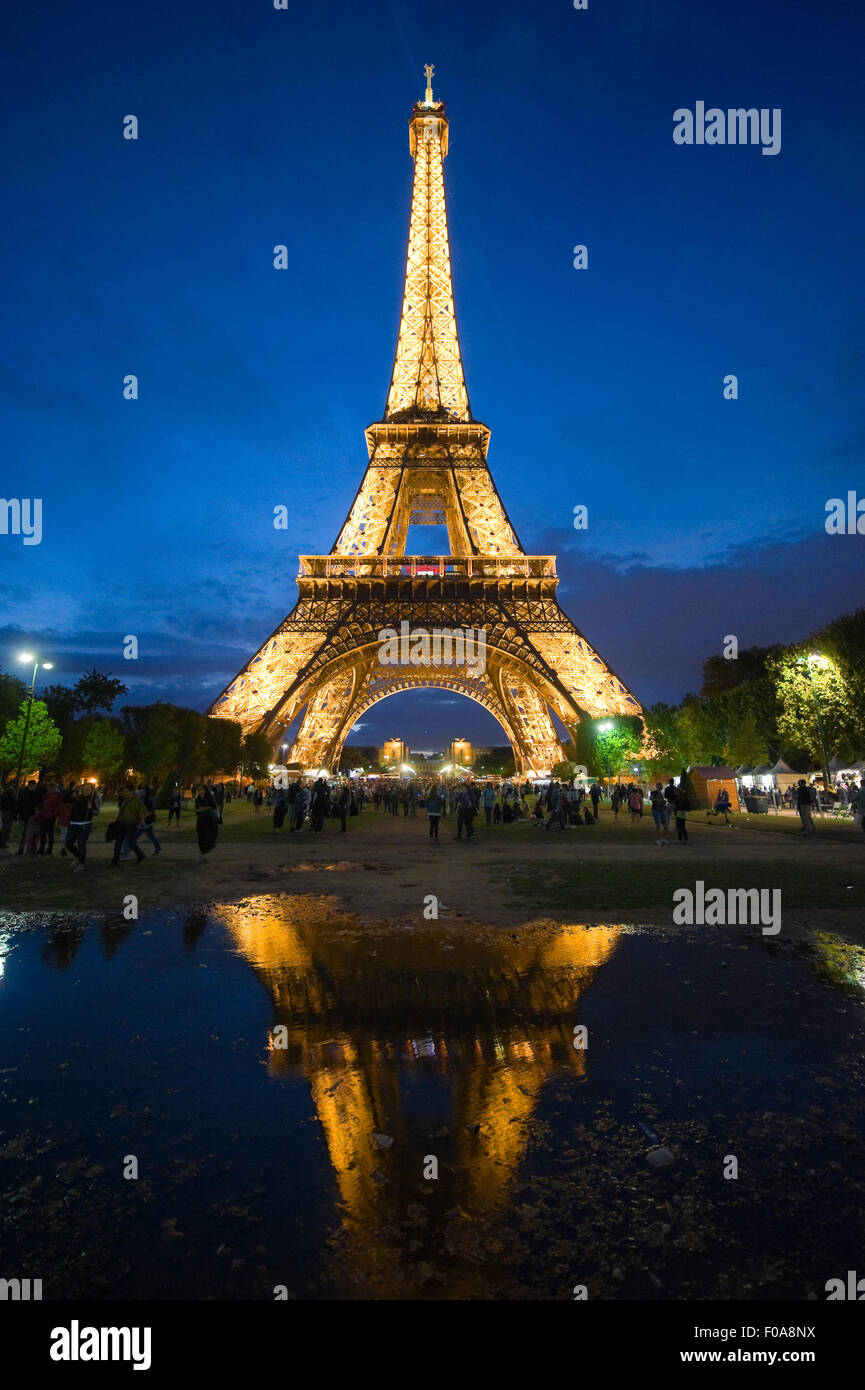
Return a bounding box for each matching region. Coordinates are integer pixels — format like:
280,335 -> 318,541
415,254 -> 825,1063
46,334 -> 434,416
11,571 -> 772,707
43,662 -> 53,669
18,652 -> 34,662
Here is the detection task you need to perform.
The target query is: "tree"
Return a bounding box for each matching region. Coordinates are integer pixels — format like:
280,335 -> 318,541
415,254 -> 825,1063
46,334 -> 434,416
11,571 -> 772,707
201,718 -> 242,775
338,745 -> 379,771
768,649 -> 859,766
643,702 -> 687,777
0,668 -> 27,727
594,728 -> 639,779
176,710 -> 208,780
82,719 -> 124,783
136,705 -> 181,781
0,700 -> 62,775
43,682 -> 80,734
723,709 -> 767,768
71,669 -> 128,716
700,645 -> 780,696
242,730 -> 274,780
473,747 -> 515,776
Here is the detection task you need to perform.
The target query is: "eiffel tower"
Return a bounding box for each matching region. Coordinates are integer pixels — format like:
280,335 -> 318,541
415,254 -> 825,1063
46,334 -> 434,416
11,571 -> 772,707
209,67 -> 643,774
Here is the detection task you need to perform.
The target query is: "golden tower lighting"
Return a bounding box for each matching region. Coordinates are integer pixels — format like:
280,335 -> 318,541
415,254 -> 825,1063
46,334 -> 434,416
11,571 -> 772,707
210,70 -> 643,774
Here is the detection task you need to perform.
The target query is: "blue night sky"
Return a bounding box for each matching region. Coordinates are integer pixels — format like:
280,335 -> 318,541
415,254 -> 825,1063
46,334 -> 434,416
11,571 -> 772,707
2,0 -> 864,751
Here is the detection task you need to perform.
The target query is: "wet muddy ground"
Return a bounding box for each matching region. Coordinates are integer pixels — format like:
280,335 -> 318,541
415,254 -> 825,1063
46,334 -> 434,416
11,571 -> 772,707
1,898 -> 863,1300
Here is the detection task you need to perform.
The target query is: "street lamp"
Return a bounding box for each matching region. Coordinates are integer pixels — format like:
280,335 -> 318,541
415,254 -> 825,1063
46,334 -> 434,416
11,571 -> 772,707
797,652 -> 832,792
14,652 -> 54,788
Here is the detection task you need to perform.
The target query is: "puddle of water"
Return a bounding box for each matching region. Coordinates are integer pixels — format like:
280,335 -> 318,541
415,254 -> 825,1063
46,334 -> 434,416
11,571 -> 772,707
0,899 -> 863,1300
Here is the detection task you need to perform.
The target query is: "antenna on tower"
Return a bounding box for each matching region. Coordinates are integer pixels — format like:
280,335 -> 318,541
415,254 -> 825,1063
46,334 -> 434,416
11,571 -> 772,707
423,63 -> 435,105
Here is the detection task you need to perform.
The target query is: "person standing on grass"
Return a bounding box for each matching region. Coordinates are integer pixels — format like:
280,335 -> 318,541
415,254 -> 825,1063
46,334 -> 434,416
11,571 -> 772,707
15,779 -> 42,855
67,782 -> 98,871
456,786 -> 476,840
273,784 -> 288,830
664,778 -> 676,834
482,782 -> 496,826
334,783 -> 349,832
628,783 -> 643,823
0,780 -> 17,849
292,781 -> 310,831
673,784 -> 690,842
590,782 -> 601,819
650,784 -> 669,845
57,788 -> 72,855
194,782 -> 220,855
610,785 -> 621,819
426,782 -> 444,841
310,777 -> 329,832
850,778 -> 865,838
168,786 -> 182,825
796,778 -> 816,835
38,782 -> 63,855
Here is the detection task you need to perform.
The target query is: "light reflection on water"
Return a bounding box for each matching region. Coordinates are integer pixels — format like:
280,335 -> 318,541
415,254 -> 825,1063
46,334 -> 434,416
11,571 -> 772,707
213,901 -> 621,1231
0,898 -> 864,1300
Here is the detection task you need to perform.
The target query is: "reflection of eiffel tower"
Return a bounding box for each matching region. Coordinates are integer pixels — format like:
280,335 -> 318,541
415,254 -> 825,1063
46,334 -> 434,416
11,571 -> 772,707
210,67 -> 642,775
213,899 -> 621,1294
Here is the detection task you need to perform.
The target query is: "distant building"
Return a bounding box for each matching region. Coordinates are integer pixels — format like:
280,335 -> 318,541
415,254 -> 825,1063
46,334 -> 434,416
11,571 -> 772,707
380,738 -> 408,769
447,738 -> 473,768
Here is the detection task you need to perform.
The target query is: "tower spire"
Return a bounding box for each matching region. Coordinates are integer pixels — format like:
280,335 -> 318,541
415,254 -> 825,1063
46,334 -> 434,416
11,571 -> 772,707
384,71 -> 470,422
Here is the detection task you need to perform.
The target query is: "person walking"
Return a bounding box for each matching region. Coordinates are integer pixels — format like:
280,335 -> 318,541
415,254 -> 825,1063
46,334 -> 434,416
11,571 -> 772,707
610,785 -> 621,819
482,782 -> 496,827
168,786 -> 182,825
627,784 -> 643,823
138,785 -> 162,855
590,782 -> 601,819
110,786 -> 147,866
713,787 -> 732,826
796,779 -> 816,835
67,782 -> 98,871
426,783 -> 444,841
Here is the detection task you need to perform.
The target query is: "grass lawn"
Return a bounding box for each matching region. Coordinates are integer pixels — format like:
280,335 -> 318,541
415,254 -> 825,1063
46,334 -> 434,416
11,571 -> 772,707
2,798 -> 863,929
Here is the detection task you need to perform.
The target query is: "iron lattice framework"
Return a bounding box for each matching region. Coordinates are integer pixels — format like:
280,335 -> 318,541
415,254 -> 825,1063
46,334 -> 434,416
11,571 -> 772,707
209,69 -> 643,773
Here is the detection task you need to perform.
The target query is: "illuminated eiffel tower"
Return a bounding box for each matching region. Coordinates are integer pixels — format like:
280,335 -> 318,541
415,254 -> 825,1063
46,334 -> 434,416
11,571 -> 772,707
210,67 -> 642,773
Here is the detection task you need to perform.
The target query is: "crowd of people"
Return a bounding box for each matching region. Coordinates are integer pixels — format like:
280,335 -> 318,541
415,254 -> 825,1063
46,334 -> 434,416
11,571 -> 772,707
2,768 -> 864,869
